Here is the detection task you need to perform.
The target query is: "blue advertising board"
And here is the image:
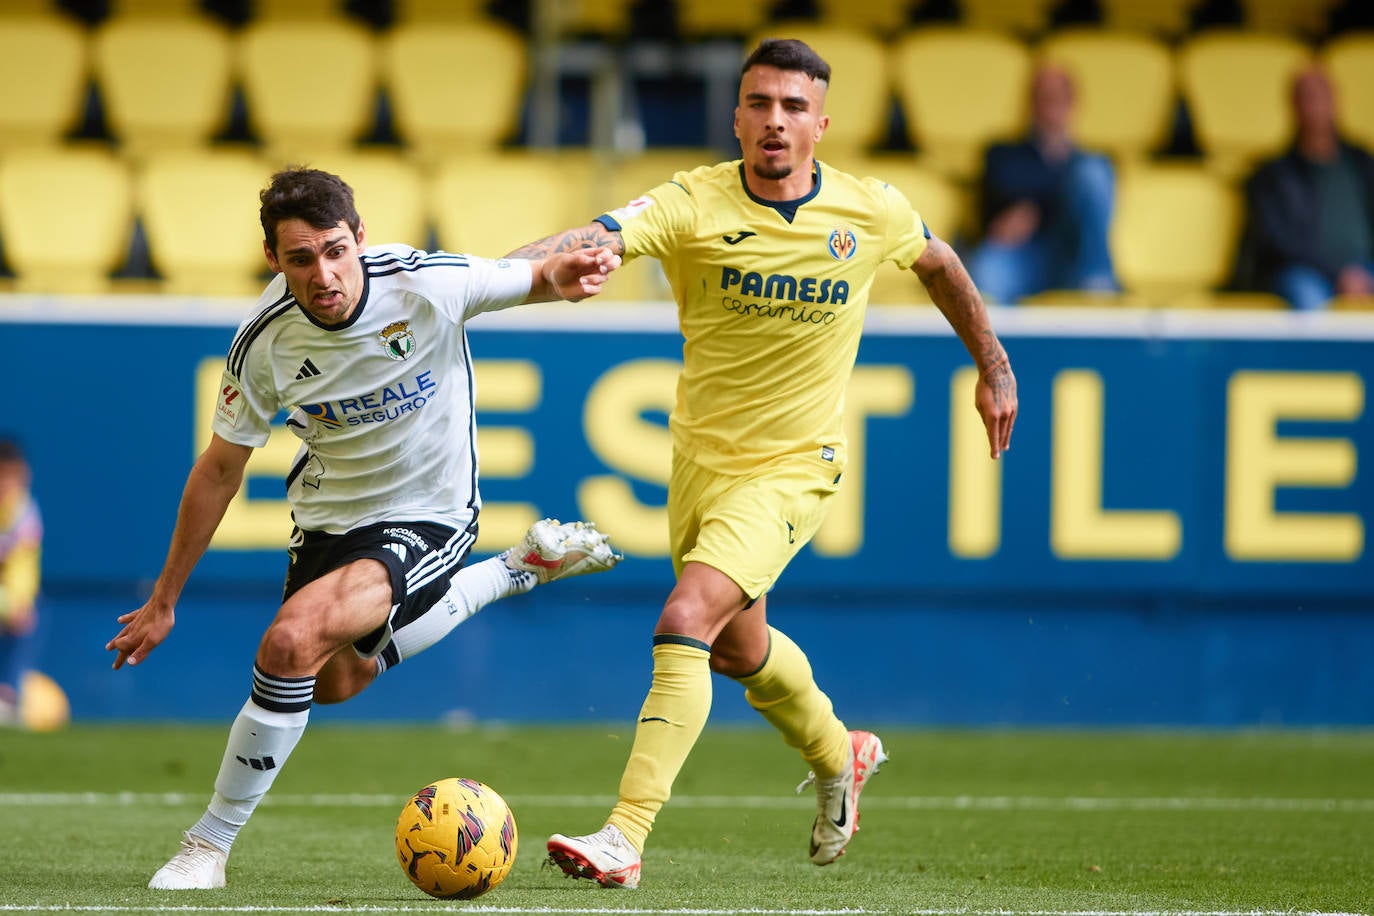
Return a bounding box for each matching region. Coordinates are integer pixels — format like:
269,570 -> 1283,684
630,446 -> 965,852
1,298 -> 1370,724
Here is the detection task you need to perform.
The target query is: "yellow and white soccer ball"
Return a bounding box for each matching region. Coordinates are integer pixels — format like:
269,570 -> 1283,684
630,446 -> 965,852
394,777 -> 518,899
20,671 -> 69,732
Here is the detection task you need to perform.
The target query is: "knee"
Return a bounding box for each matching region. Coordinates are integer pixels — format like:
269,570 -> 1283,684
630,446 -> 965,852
1069,154 -> 1115,197
657,592 -> 709,640
257,620 -> 323,677
1275,265 -> 1333,311
966,244 -> 1011,303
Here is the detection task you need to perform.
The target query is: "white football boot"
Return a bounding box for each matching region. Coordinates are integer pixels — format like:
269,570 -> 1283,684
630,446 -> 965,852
148,832 -> 228,889
502,518 -> 621,584
797,729 -> 889,865
547,823 -> 642,889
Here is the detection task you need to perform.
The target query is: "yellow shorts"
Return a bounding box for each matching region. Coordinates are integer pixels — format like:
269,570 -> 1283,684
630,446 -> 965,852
670,446 -> 845,599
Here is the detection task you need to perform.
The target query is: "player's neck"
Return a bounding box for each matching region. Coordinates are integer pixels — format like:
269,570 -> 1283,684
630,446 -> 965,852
743,159 -> 817,202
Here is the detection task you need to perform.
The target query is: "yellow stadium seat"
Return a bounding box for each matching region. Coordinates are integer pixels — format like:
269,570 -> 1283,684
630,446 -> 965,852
251,0 -> 348,18
1098,0 -> 1199,38
1323,34 -> 1374,152
960,0 -> 1055,36
1110,163 -> 1242,304
429,151 -> 593,262
237,17 -> 378,162
1177,31 -> 1312,179
890,28 -> 1033,181
380,20 -> 527,163
0,148 -> 133,294
271,150 -> 429,251
108,0 -> 202,15
92,14 -> 234,158
746,24 -> 893,157
138,150 -> 270,296
546,0 -> 636,39
589,148 -> 718,303
1038,29 -> 1176,162
814,0 -> 914,34
824,154 -> 967,305
676,0 -> 772,39
1330,294 -> 1374,311
392,0 -> 493,21
1239,0 -> 1333,37
0,12 -> 88,151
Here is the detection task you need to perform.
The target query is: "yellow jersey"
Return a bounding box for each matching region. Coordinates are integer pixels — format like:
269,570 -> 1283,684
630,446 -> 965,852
598,159 -> 929,473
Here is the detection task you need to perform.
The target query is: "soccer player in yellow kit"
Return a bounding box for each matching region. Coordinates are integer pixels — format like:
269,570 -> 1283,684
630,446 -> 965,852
509,38 -> 1018,889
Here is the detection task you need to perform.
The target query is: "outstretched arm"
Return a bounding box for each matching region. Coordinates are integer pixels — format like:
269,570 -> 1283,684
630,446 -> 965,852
913,235 -> 1018,459
105,433 -> 252,668
508,222 -> 626,260
523,246 -> 622,304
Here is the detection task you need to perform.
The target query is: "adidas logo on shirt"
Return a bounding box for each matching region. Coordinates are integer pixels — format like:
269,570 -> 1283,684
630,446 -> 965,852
295,358 -> 322,380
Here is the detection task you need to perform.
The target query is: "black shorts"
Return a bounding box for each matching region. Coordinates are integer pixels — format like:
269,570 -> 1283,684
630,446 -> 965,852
282,519 -> 477,664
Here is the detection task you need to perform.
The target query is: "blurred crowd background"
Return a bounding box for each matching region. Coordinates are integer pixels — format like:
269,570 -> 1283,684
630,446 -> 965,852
0,0 -> 1372,308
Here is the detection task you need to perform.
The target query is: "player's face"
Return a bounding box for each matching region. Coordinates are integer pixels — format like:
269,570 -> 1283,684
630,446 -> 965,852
734,65 -> 829,191
265,218 -> 367,326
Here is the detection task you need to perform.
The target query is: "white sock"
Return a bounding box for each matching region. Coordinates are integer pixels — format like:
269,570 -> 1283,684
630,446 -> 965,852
388,557 -> 534,664
188,675 -> 312,853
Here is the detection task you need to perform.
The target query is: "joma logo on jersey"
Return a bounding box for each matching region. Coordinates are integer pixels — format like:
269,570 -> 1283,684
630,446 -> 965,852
828,227 -> 857,261
719,267 -> 850,305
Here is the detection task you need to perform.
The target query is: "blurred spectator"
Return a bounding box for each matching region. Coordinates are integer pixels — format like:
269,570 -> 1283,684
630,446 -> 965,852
964,64 -> 1117,304
0,437 -> 42,727
1242,65 -> 1374,310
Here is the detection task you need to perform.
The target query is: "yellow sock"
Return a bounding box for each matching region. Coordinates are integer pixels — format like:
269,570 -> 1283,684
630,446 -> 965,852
737,626 -> 849,779
607,637 -> 712,853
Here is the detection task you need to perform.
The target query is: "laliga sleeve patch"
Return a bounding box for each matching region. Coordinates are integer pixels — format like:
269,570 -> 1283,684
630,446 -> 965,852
217,374 -> 245,427
609,195 -> 654,223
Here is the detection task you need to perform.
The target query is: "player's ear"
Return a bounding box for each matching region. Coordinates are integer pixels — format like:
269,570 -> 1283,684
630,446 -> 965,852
263,240 -> 281,273
355,219 -> 367,250
814,113 -> 829,143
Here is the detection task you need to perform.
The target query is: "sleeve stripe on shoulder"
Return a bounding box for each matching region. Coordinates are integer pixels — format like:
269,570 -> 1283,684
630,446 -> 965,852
363,250 -> 469,276
227,292 -> 295,378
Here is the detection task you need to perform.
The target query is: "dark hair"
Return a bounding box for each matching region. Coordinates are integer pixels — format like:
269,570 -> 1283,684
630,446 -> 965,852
741,38 -> 831,85
0,437 -> 25,464
259,168 -> 362,253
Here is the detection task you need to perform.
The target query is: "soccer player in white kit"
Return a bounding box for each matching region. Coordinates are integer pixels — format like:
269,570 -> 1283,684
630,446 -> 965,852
105,168 -> 623,889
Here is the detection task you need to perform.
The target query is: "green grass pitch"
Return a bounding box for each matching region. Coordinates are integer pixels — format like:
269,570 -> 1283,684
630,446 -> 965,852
1,724 -> 1370,914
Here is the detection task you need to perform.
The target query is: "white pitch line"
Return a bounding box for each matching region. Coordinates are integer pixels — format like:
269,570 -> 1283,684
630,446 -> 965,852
1,793 -> 1372,813
0,908 -> 878,915
0,907 -> 1366,916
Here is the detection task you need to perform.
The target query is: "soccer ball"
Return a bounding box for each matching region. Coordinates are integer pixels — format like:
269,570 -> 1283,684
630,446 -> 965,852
394,777 -> 518,899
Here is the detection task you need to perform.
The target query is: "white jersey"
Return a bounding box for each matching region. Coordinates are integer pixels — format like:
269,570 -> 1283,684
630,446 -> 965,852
211,244 -> 533,535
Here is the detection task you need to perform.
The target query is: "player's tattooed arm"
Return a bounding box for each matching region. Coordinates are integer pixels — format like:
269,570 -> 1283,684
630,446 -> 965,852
914,235 -> 1018,459
507,223 -> 626,259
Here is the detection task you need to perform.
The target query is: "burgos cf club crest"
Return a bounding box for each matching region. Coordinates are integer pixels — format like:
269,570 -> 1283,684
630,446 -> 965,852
380,320 -> 415,361
827,226 -> 857,261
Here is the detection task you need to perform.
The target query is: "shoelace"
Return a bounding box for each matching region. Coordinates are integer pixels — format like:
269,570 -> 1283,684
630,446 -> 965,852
163,840 -> 220,876
795,769 -> 846,795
